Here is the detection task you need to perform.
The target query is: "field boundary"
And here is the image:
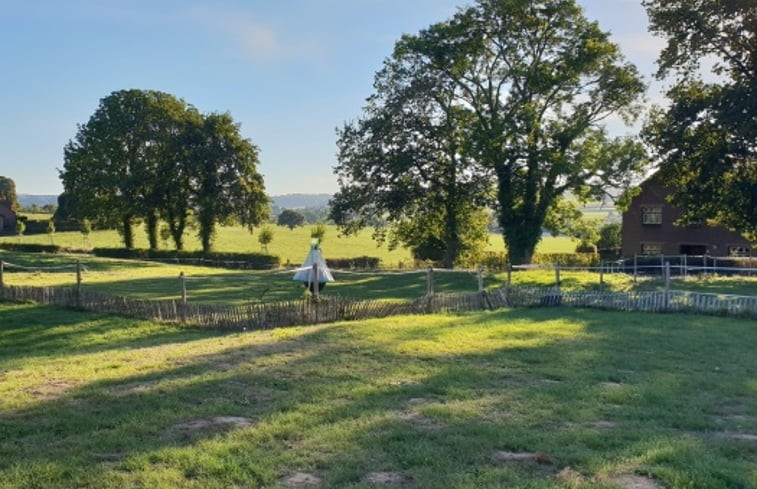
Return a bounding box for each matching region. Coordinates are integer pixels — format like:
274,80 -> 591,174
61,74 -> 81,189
2,283 -> 756,330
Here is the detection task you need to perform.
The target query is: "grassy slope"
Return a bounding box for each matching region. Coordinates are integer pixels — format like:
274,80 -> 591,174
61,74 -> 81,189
0,303 -> 755,489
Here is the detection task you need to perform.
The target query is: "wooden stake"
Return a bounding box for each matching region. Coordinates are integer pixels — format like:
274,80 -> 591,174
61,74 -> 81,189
664,261 -> 671,309
554,261 -> 561,289
477,266 -> 484,292
179,272 -> 187,304
599,260 -> 604,291
427,266 -> 434,296
312,263 -> 319,302
76,260 -> 82,308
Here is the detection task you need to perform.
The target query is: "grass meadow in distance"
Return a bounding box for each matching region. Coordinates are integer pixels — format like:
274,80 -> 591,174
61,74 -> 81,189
1,222 -> 578,265
2,251 -> 757,304
0,303 -> 755,488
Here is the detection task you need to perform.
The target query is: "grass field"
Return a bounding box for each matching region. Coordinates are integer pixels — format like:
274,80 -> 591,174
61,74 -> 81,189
0,223 -> 578,266
2,251 -> 757,304
0,303 -> 755,489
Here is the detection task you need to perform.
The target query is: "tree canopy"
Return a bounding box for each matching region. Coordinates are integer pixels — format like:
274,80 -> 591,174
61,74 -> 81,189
0,176 -> 19,212
61,89 -> 268,252
277,209 -> 305,230
642,0 -> 756,240
332,0 -> 647,264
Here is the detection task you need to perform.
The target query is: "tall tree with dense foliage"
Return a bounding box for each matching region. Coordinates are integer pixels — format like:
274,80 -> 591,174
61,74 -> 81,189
188,113 -> 268,253
61,90 -> 190,248
277,209 -> 305,230
331,46 -> 493,268
0,176 -> 19,212
642,0 -> 756,240
333,0 -> 647,264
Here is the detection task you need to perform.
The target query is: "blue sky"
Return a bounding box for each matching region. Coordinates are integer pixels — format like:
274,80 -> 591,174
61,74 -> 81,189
0,0 -> 664,196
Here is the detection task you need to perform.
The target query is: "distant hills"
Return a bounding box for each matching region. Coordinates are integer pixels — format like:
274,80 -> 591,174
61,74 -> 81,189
17,193 -> 332,210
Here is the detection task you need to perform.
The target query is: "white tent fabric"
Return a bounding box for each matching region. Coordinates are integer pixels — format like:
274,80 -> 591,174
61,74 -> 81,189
292,243 -> 334,284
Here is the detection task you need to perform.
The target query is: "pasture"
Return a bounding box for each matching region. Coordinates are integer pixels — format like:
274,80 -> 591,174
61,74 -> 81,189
0,303 -> 755,489
0,222 -> 578,265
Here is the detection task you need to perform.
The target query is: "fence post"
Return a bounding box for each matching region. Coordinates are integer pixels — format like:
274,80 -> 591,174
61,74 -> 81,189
477,265 -> 484,292
0,260 -> 4,290
506,262 -> 512,290
179,272 -> 187,304
683,254 -> 688,279
664,261 -> 671,310
426,266 -> 434,296
312,263 -> 320,303
703,254 -> 708,275
76,260 -> 82,308
554,261 -> 561,289
712,257 -> 718,276
633,254 -> 638,283
599,260 -> 604,291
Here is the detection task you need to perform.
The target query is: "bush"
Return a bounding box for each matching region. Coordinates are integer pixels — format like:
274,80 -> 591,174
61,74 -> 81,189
0,243 -> 62,253
92,248 -> 280,269
325,256 -> 381,269
575,242 -> 598,254
532,252 -> 600,267
480,251 -> 509,271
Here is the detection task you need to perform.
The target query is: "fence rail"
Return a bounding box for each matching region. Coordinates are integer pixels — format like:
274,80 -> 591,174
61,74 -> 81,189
2,282 -> 755,331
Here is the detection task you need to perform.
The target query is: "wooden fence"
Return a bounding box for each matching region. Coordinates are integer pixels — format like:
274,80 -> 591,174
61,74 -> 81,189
1,284 -> 755,331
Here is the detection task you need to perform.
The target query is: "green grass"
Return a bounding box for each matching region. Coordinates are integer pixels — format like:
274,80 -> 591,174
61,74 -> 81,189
0,303 -> 754,488
2,251 -> 756,304
1,224 -> 578,266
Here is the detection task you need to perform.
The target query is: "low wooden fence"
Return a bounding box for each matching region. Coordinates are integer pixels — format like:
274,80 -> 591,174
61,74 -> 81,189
1,284 -> 755,331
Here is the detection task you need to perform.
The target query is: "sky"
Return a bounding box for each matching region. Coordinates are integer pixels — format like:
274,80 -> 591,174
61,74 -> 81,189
0,0 -> 667,197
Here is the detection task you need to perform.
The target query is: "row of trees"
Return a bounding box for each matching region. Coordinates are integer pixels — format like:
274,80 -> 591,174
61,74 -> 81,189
331,0 -> 755,266
59,90 -> 268,253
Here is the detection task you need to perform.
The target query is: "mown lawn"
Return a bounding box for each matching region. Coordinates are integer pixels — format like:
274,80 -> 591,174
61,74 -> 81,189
0,303 -> 754,489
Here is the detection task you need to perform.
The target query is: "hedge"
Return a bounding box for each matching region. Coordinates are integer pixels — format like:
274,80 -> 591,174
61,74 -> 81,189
91,248 -> 280,269
0,243 -> 63,254
325,256 -> 381,269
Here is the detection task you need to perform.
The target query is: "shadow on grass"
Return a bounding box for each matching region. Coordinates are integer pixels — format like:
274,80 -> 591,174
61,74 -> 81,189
0,305 -> 754,488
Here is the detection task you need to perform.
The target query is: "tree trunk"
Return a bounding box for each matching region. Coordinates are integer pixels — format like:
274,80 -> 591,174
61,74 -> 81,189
146,210 -> 159,250
121,215 -> 134,249
198,212 -> 214,254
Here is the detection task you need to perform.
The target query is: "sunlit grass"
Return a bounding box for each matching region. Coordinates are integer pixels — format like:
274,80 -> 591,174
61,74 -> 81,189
0,303 -> 754,488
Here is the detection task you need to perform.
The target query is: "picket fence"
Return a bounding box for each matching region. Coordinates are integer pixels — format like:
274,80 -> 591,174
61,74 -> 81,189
0,284 -> 754,331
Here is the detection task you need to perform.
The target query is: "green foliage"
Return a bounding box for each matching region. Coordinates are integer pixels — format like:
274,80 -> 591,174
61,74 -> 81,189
277,209 -> 305,230
0,176 -> 19,211
597,222 -> 622,256
257,226 -> 274,252
80,218 -> 91,236
642,0 -> 756,240
371,0 -> 648,265
309,224 -> 327,244
531,252 -> 600,267
14,220 -> 24,236
0,243 -> 62,253
325,256 -> 381,269
60,90 -> 268,252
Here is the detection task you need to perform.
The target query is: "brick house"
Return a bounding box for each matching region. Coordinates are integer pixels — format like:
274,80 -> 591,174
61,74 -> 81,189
0,200 -> 17,235
621,176 -> 753,257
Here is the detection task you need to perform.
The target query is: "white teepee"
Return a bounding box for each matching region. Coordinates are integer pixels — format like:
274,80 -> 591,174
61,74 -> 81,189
293,240 -> 334,285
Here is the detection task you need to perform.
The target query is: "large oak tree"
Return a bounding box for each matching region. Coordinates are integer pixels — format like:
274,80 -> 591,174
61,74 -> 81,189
333,0 -> 647,264
642,0 -> 756,240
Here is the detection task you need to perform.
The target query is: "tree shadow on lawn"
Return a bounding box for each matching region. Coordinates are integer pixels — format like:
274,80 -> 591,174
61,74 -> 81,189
0,307 -> 754,488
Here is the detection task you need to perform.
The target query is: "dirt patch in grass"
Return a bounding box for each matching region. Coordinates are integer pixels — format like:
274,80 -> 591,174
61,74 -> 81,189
280,472 -> 322,488
606,474 -> 663,489
28,380 -> 76,400
600,382 -> 623,389
714,432 -> 757,442
493,451 -> 551,464
361,471 -> 412,485
556,467 -> 585,486
589,420 -> 617,429
396,411 -> 439,428
173,416 -> 255,432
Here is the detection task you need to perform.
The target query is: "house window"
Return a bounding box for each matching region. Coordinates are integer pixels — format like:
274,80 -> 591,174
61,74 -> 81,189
642,206 -> 662,225
641,242 -> 662,255
728,246 -> 751,257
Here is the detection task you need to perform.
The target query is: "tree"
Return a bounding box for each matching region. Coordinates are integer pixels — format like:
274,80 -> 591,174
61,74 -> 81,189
15,219 -> 25,236
258,226 -> 274,252
334,0 -> 647,264
61,89 -> 190,249
0,176 -> 19,212
642,0 -> 756,240
278,209 -> 305,230
188,113 -> 268,253
331,43 -> 493,268
80,218 -> 92,247
597,222 -> 621,253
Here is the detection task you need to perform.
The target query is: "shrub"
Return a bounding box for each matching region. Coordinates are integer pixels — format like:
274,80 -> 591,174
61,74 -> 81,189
325,256 -> 381,269
532,252 -> 600,267
0,243 -> 62,253
92,248 -> 281,269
